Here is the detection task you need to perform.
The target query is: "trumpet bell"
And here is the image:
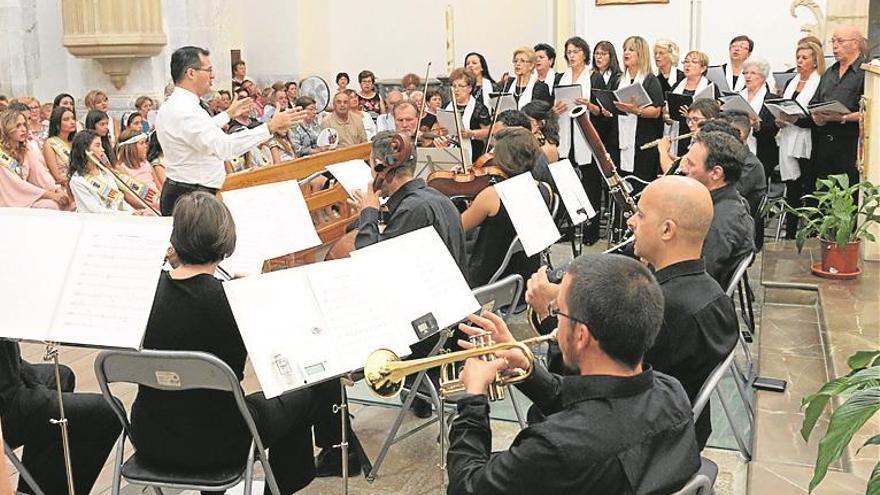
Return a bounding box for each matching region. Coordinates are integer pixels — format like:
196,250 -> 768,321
364,348 -> 405,399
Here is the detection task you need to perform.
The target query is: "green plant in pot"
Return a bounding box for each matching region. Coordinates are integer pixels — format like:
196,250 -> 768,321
801,350 -> 880,493
787,174 -> 880,279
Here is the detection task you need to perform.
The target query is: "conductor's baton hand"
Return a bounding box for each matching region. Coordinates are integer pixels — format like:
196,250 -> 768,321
267,108 -> 307,134
225,95 -> 254,121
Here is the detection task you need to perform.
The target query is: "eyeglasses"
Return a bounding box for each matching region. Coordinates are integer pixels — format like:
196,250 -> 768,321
548,302 -> 585,325
452,82 -> 471,89
28,106 -> 40,111
686,116 -> 705,125
192,66 -> 214,74
831,37 -> 857,45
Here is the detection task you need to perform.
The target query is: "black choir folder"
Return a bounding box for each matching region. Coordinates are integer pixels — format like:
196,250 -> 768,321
591,88 -> 623,115
0,208 -> 172,349
224,227 -> 479,398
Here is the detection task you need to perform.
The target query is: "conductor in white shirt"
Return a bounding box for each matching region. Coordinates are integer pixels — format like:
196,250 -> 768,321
157,46 -> 305,215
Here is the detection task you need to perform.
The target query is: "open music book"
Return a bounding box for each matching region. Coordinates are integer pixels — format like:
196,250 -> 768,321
548,159 -> 596,224
224,227 -> 479,398
807,100 -> 852,116
614,83 -> 653,108
0,209 -> 171,349
489,93 -> 518,114
554,84 -> 584,112
221,179 -> 321,275
719,94 -> 759,119
765,98 -> 809,119
495,173 -> 561,256
705,66 -> 730,93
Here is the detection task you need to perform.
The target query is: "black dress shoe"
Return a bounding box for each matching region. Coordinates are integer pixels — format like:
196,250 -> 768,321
315,447 -> 362,478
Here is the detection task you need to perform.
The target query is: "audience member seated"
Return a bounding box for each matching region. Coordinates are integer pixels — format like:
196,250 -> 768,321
290,96 -> 328,157
356,70 -> 385,120
0,109 -> 70,209
284,81 -> 299,108
135,95 -> 154,133
377,90 -> 404,132
679,130 -> 755,287
115,129 -> 162,210
262,122 -> 297,164
17,96 -> 47,148
321,92 -> 368,148
83,89 -> 119,144
42,105 -> 76,186
130,192 -> 347,492
84,110 -> 118,166
261,88 -> 289,123
147,130 -> 167,187
346,89 -> 378,140
68,130 -> 137,214
462,127 -> 551,288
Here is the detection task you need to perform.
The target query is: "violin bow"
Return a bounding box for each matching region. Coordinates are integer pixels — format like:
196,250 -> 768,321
413,62 -> 431,147
448,85 -> 469,171
484,91 -> 510,152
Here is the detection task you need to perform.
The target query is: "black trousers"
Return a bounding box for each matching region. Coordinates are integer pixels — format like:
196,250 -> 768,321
784,157 -> 813,237
159,178 -> 221,216
2,364 -> 120,495
812,133 -> 859,188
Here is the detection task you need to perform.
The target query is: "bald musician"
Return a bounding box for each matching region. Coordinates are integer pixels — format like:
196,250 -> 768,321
157,46 -> 305,215
627,176 -> 739,448
450,254 -> 700,494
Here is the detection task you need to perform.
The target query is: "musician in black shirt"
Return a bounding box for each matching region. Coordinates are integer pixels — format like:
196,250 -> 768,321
448,254 -> 700,494
627,176 -> 739,448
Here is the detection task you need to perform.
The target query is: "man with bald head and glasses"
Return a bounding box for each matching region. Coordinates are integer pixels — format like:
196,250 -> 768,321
809,26 -> 867,189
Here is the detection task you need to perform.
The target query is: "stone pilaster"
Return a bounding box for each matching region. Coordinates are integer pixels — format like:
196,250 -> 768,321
0,0 -> 40,96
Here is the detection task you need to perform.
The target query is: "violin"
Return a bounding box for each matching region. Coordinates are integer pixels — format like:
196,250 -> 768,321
427,151 -> 508,198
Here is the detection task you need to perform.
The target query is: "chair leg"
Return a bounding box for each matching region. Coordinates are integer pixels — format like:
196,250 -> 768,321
243,442 -> 255,495
730,360 -> 755,423
111,435 -> 125,495
715,387 -> 752,461
151,487 -> 165,495
744,272 -> 756,335
5,443 -> 47,495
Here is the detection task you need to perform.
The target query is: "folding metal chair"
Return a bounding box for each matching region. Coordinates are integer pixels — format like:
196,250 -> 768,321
94,349 -> 282,495
692,349 -> 753,461
670,457 -> 719,495
364,274 -> 525,482
4,442 -> 47,495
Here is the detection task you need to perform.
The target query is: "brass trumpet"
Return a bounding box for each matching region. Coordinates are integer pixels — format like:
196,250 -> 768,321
364,330 -> 557,402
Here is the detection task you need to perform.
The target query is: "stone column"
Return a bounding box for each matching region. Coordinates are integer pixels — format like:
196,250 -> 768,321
61,0 -> 167,90
0,0 -> 40,96
824,0 -> 869,43
861,60 -> 880,261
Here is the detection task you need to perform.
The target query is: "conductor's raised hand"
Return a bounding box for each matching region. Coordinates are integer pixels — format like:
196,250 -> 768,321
350,183 -> 381,211
225,94 -> 253,121
267,108 -> 307,134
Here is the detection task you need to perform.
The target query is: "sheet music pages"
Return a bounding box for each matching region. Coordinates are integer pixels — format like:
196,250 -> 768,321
614,83 -> 652,108
435,110 -> 457,135
720,94 -> 759,118
494,174 -> 561,256
554,84 -> 583,112
765,99 -> 808,119
489,94 -> 517,114
51,214 -> 171,348
325,160 -> 373,195
221,179 -> 321,275
694,83 -> 716,101
351,227 -> 479,332
808,100 -> 852,115
706,66 -> 730,92
0,209 -> 171,348
548,159 -> 596,224
223,267 -> 331,398
0,209 -> 81,341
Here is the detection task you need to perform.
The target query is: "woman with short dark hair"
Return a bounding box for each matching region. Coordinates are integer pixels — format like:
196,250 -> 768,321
131,191 -> 348,493
356,70 -> 385,118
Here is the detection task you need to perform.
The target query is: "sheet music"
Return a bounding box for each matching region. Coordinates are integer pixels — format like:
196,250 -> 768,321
0,209 -> 81,341
694,83 -> 716,101
306,259 -> 414,360
325,160 -> 373,195
614,83 -> 652,108
765,98 -> 808,119
0,209 -> 170,349
224,268 -> 332,398
494,174 -> 561,256
808,100 -> 852,115
51,215 -> 171,348
720,94 -> 759,118
221,180 -> 321,275
772,72 -> 797,94
554,84 -> 583,112
435,110 -> 458,135
548,159 -> 595,224
706,66 -> 730,92
489,94 -> 517,114
352,227 -> 479,332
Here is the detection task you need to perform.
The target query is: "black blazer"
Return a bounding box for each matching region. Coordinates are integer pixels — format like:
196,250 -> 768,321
657,69 -> 686,97
502,78 -> 554,106
590,70 -> 622,149
753,87 -> 780,174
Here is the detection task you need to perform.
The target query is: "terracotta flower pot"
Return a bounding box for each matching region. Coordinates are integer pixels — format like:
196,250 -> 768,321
811,239 -> 862,279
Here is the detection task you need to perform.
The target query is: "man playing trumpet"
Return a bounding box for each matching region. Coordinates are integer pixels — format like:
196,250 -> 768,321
447,253 -> 700,494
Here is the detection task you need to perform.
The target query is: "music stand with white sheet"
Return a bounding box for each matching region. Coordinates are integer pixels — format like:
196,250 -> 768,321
414,147 -> 463,180
494,174 -> 561,256
548,159 -> 596,225
0,209 -> 172,495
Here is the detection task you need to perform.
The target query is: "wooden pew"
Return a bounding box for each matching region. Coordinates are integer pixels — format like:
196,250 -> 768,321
220,142 -> 372,269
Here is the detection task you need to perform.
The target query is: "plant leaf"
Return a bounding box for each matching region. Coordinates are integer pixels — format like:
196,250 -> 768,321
867,461 -> 880,495
859,434 -> 880,455
849,351 -> 880,370
801,376 -> 856,441
809,389 -> 880,492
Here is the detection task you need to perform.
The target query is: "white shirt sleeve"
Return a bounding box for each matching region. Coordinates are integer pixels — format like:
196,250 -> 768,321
212,112 -> 230,128
183,107 -> 270,161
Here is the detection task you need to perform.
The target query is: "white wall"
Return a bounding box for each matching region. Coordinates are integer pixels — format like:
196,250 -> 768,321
576,0 -> 828,73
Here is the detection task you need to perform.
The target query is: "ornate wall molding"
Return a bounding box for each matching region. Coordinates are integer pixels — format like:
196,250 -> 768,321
790,0 -> 825,39
61,0 -> 166,89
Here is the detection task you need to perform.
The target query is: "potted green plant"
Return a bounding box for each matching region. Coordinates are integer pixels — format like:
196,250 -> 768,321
787,174 -> 880,279
801,350 -> 880,493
